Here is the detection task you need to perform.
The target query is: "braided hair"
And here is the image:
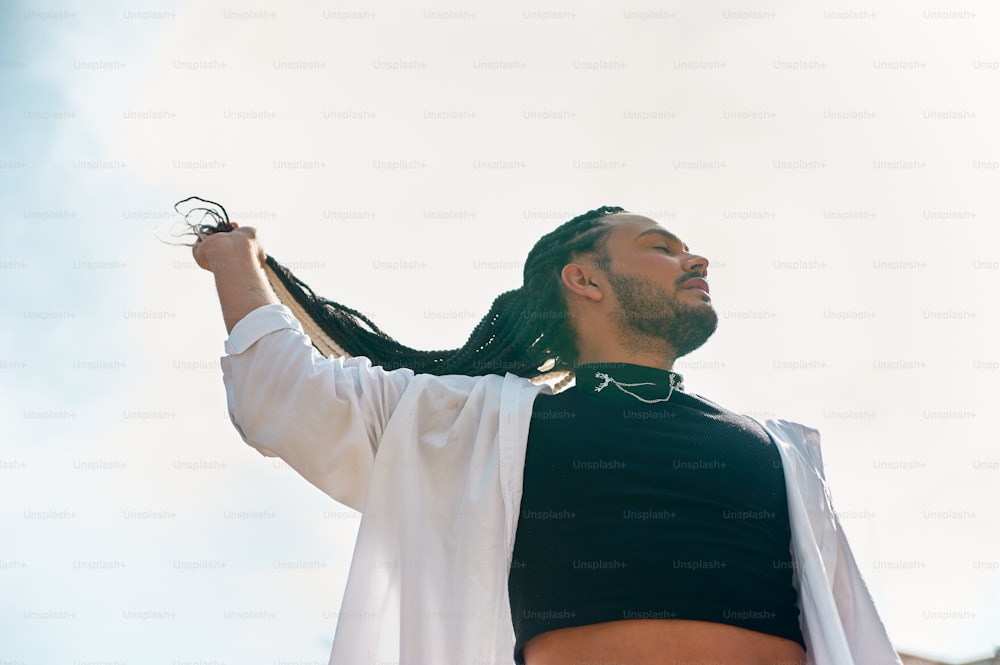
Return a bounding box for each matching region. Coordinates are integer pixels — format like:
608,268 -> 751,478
174,198 -> 625,383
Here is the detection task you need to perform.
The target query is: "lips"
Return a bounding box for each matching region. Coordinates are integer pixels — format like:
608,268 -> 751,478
681,277 -> 710,294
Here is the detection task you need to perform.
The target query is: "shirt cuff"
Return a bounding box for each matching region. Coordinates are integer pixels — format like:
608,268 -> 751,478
223,303 -> 304,355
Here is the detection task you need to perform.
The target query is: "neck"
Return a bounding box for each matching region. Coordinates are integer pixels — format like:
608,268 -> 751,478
574,339 -> 678,372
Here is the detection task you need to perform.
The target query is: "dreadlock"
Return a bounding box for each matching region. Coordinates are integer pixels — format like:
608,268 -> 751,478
174,198 -> 625,383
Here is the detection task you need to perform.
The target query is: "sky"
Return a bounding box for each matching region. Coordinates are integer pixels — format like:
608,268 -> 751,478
1,1 -> 998,663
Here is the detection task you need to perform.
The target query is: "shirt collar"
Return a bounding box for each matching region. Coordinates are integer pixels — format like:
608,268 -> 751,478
574,362 -> 686,404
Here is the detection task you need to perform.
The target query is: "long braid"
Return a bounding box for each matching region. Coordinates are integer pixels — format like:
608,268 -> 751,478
177,198 -> 624,381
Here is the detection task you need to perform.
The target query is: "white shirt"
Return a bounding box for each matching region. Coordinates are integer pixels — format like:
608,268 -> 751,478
221,304 -> 902,665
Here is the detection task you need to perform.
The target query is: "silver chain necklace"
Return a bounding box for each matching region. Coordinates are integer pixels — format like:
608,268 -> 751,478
592,371 -> 680,404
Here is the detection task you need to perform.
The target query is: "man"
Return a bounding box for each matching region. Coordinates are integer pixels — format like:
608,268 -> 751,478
193,207 -> 901,665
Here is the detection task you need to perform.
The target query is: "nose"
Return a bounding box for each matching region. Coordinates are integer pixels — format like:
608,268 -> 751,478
684,252 -> 709,277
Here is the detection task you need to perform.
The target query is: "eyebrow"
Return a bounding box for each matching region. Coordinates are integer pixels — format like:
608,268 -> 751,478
634,228 -> 689,252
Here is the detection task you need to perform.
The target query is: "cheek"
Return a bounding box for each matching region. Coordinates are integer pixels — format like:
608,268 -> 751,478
649,255 -> 684,277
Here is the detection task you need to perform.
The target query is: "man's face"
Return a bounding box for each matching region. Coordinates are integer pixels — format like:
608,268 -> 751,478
593,214 -> 719,358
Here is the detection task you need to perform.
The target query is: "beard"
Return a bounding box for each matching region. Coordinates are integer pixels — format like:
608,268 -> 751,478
605,270 -> 719,359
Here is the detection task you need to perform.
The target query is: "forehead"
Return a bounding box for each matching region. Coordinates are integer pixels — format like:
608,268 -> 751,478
601,213 -> 689,252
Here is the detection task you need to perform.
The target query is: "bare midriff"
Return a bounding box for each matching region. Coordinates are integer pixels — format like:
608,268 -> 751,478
523,619 -> 806,665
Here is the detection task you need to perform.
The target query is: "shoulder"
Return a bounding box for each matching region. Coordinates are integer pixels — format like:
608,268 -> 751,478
754,417 -> 825,476
688,391 -> 821,448
396,370 -> 546,406
689,392 -> 826,473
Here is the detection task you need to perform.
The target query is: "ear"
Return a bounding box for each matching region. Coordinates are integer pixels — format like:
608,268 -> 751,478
560,263 -> 605,303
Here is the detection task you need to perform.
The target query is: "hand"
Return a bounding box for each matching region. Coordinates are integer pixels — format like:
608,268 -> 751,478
192,223 -> 266,273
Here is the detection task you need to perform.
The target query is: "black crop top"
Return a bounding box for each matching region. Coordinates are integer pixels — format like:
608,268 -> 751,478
508,363 -> 804,664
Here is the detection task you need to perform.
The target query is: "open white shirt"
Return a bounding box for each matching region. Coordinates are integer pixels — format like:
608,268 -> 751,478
221,304 -> 902,665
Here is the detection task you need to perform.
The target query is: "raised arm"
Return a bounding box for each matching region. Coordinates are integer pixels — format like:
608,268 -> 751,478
193,223 -> 415,511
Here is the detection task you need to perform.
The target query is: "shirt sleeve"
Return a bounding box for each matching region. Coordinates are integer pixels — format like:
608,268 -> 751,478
220,303 -> 415,512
